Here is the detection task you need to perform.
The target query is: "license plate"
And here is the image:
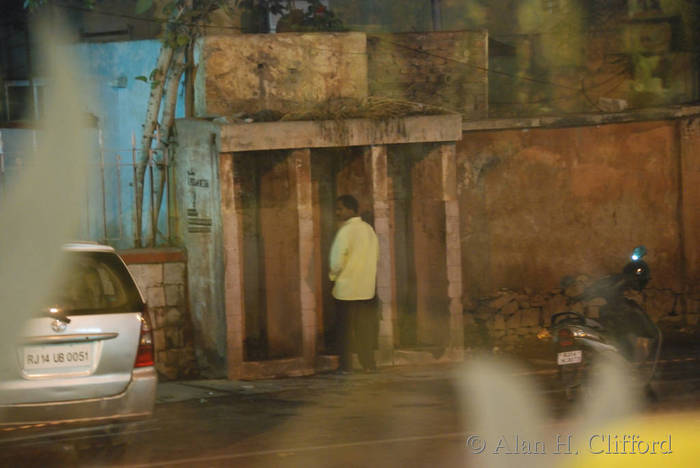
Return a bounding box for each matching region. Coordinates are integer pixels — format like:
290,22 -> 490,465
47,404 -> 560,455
557,350 -> 582,365
23,343 -> 92,370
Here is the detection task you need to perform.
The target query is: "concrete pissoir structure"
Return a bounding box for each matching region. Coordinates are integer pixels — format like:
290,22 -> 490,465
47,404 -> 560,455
174,114 -> 465,379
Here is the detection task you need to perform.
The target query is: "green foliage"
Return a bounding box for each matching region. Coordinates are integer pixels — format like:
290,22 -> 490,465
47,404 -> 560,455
295,0 -> 345,32
139,1 -> 229,48
135,0 -> 154,15
237,0 -> 345,33
134,67 -> 166,89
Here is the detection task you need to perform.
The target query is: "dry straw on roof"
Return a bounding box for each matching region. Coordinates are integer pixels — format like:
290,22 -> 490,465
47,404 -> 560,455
278,97 -> 453,122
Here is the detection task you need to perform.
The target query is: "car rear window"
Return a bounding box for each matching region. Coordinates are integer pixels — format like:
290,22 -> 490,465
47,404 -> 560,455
47,251 -> 144,315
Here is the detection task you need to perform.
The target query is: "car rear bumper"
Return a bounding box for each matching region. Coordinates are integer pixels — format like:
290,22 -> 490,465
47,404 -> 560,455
0,367 -> 156,436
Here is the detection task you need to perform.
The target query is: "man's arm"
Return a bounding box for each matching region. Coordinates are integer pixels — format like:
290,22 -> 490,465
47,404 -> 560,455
329,227 -> 349,281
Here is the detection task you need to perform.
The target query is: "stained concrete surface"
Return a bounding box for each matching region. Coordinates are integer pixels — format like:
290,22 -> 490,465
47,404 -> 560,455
1,353 -> 698,468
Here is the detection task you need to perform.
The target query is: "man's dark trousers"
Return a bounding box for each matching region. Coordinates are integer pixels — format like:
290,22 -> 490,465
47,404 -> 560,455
336,297 -> 378,371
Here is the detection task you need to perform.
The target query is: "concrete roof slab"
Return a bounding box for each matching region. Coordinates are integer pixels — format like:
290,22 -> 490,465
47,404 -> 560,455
220,114 -> 462,152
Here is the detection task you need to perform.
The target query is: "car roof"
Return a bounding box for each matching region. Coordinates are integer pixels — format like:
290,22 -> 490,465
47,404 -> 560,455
62,241 -> 116,253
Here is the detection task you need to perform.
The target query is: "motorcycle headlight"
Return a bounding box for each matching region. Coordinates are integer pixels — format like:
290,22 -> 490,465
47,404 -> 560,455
572,328 -> 587,338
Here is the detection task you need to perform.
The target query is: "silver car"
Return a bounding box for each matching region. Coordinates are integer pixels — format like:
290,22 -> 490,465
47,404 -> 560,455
0,242 -> 157,447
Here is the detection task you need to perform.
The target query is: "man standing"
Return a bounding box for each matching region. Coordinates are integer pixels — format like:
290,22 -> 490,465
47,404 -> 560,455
330,195 -> 379,373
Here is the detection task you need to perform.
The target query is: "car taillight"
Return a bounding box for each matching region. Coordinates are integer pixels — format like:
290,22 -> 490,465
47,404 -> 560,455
134,310 -> 154,368
558,328 -> 574,347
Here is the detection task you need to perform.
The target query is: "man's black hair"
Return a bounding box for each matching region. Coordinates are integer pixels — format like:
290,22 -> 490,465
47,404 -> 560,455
336,194 -> 359,213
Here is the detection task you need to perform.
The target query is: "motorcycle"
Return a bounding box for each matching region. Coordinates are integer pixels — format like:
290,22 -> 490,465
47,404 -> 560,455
539,246 -> 662,400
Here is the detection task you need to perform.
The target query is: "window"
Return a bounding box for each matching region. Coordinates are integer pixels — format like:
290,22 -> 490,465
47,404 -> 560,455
3,79 -> 45,122
48,251 -> 144,314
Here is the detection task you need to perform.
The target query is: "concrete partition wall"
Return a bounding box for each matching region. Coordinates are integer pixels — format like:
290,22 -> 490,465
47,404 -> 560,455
388,143 -> 462,349
172,119 -> 226,377
412,145 -> 449,347
388,147 -> 416,347
258,151 -> 303,359
230,150 -> 307,361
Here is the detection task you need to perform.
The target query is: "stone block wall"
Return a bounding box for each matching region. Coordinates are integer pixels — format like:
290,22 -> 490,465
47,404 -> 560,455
465,277 -> 699,351
367,31 -> 488,119
121,249 -> 198,380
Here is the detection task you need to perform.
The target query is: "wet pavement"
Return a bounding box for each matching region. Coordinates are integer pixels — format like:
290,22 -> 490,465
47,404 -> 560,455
1,352 -> 698,467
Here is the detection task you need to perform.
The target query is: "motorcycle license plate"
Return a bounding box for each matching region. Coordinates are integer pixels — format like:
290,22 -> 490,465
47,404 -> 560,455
557,350 -> 582,365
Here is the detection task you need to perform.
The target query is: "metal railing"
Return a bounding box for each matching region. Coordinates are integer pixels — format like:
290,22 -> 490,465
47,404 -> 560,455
0,129 -> 172,249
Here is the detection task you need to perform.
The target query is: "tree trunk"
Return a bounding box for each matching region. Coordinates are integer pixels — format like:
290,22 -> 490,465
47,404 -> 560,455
185,41 -> 195,118
152,47 -> 186,245
136,45 -> 174,247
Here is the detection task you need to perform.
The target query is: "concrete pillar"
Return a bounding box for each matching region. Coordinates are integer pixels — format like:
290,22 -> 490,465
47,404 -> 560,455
441,143 -> 464,349
219,153 -> 246,379
293,148 -> 317,365
369,145 -> 396,362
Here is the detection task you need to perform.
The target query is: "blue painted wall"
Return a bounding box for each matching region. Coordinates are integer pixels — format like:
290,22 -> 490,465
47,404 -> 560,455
74,39 -> 185,249
1,40 -> 185,249
73,39 -> 185,153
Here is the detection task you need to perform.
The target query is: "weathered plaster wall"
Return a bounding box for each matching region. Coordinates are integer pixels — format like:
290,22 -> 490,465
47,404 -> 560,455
407,145 -> 450,346
680,117 -> 700,296
459,117 -> 700,348
457,120 -> 686,298
194,33 -> 368,117
367,31 -> 488,119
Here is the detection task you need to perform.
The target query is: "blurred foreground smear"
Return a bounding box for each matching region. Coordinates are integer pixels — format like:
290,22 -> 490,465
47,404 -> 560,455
456,355 -> 698,468
169,355 -> 696,468
1,14 -> 697,468
0,16 -> 91,360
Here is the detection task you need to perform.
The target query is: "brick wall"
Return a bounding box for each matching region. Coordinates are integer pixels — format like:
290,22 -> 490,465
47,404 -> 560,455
465,284 -> 699,352
121,249 -> 198,380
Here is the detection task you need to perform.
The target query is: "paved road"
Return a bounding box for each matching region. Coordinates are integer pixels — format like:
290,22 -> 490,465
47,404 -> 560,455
2,357 -> 699,468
